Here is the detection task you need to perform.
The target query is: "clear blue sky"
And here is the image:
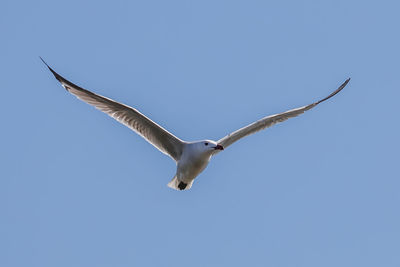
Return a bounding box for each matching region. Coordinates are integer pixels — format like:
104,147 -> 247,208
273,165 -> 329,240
2,0 -> 399,266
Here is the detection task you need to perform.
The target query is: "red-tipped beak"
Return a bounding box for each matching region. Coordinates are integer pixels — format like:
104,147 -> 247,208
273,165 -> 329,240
214,144 -> 224,150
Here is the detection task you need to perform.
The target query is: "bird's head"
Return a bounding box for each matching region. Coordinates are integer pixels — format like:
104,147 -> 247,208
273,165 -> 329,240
195,140 -> 224,154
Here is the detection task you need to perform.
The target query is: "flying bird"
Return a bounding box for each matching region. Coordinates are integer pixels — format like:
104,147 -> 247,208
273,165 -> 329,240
41,58 -> 350,191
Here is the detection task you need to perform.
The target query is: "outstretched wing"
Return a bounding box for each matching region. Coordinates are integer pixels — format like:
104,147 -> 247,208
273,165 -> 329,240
41,58 -> 184,161
216,78 -> 350,151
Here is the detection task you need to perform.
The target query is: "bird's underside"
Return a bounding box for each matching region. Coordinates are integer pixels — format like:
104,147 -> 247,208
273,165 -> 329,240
41,57 -> 350,191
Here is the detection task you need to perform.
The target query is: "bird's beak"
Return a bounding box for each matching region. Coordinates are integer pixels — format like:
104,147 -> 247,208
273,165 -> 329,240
213,144 -> 224,150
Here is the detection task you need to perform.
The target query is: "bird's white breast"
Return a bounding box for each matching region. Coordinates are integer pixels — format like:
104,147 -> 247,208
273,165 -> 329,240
177,145 -> 212,183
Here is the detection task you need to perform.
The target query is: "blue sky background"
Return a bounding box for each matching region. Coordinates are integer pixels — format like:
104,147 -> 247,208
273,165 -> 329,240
2,0 -> 400,266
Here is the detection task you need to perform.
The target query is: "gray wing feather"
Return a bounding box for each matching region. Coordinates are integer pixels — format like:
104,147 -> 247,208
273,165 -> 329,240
42,58 -> 184,161
217,78 -> 350,150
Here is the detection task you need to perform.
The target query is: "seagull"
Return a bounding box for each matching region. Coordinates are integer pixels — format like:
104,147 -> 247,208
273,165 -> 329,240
41,58 -> 350,191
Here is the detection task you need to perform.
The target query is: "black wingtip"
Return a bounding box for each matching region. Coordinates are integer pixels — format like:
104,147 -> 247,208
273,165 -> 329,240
39,57 -> 65,84
40,58 -> 88,93
39,56 -> 52,70
40,57 -> 54,72
316,78 -> 351,104
39,56 -> 46,65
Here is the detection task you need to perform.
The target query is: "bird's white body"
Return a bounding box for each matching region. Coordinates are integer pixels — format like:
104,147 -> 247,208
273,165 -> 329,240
169,141 -> 218,190
41,58 -> 349,191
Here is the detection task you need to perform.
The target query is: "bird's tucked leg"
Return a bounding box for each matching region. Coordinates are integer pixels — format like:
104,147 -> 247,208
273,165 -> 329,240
178,182 -> 187,190
167,175 -> 193,191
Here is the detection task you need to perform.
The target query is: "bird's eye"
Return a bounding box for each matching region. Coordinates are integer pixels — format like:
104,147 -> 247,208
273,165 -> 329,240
205,142 -> 209,146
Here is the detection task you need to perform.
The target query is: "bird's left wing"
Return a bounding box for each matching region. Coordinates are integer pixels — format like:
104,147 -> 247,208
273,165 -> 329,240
216,78 -> 350,152
41,58 -> 184,161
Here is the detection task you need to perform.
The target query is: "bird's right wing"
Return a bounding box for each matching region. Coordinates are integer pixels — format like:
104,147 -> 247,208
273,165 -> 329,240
42,58 -> 184,161
216,79 -> 350,152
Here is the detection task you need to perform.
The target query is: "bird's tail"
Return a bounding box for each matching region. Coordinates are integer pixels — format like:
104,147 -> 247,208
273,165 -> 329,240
167,176 -> 193,191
